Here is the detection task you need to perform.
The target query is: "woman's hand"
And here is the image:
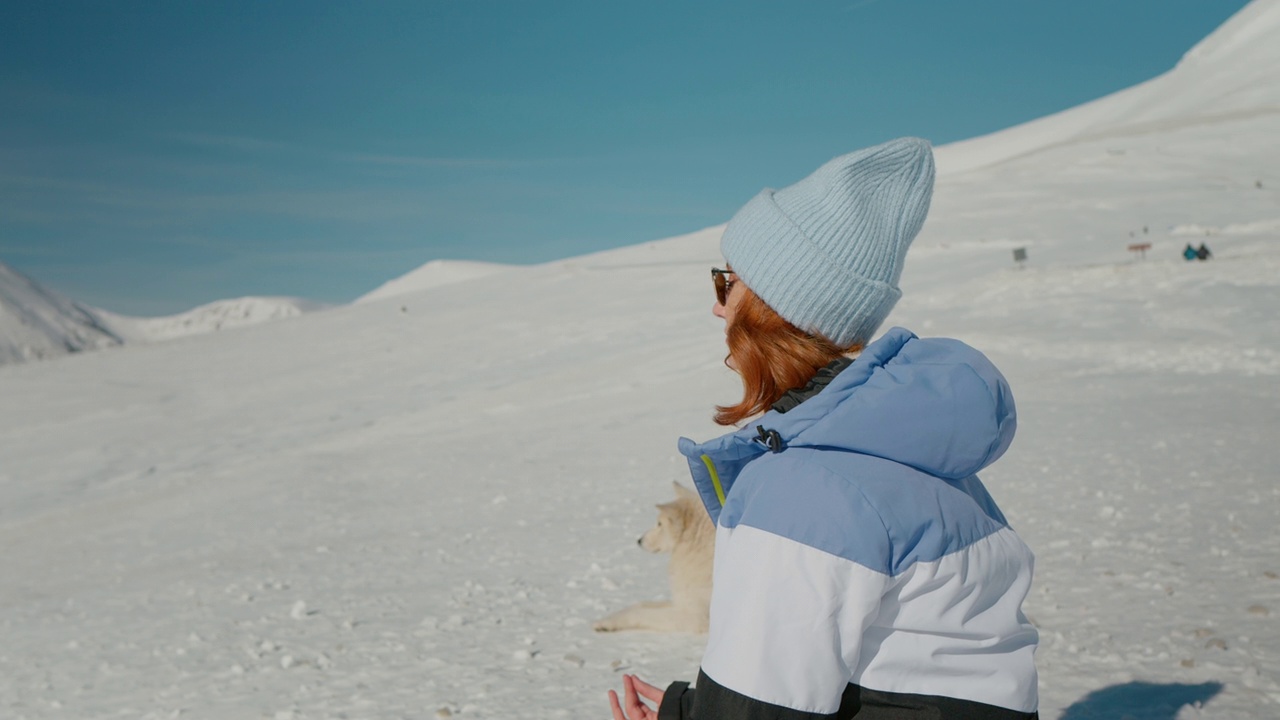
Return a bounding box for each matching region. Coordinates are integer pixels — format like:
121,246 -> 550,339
608,673 -> 665,720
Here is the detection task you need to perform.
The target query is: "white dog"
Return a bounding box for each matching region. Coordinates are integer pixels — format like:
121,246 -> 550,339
594,482 -> 715,634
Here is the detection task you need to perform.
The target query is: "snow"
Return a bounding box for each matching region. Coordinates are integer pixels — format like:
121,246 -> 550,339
0,261 -> 122,364
934,0 -> 1280,177
0,266 -> 325,365
1,2 -> 1279,717
97,297 -> 327,344
356,260 -> 514,305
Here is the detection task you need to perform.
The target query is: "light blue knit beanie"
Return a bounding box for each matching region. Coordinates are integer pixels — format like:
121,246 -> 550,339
721,137 -> 935,348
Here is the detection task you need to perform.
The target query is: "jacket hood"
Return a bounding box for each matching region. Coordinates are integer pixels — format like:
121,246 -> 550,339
679,327 -> 1016,524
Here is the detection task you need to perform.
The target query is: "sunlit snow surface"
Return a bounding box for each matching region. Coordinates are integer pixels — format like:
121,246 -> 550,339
3,2 -> 1280,717
98,297 -> 327,344
355,260 -> 514,305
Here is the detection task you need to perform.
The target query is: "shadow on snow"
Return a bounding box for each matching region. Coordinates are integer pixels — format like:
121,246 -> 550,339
1058,681 -> 1224,719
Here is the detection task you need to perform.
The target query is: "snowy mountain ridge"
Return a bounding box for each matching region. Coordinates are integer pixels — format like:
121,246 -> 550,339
0,255 -> 511,365
355,259 -> 513,304
0,261 -> 325,365
935,0 -> 1280,176
1177,0 -> 1280,71
0,261 -> 123,364
97,296 -> 328,344
0,256 -> 519,365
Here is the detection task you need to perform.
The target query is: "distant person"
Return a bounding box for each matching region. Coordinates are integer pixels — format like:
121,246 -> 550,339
607,138 -> 1039,720
1184,243 -> 1198,261
1197,242 -> 1212,261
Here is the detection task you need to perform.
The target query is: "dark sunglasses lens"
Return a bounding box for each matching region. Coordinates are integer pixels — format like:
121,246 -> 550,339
713,272 -> 726,304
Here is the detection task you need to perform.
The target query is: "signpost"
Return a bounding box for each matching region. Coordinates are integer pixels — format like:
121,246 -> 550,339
1127,242 -> 1152,260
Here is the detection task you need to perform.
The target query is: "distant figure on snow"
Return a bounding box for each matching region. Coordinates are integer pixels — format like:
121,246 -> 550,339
1183,243 -> 1198,261
1197,243 -> 1212,261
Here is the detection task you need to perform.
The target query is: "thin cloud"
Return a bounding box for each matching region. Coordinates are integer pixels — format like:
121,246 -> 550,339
0,173 -> 113,193
337,152 -> 527,169
168,132 -> 301,154
841,0 -> 884,12
0,242 -> 74,259
169,131 -> 561,169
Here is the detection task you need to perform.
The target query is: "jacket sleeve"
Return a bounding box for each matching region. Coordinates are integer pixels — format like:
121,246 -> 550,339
658,680 -> 694,720
693,461 -> 892,719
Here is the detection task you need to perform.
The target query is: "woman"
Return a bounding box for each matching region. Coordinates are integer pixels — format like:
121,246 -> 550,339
609,138 -> 1039,719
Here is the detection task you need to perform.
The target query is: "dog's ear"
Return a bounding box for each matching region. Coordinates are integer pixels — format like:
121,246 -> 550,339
660,503 -> 685,533
672,481 -> 696,501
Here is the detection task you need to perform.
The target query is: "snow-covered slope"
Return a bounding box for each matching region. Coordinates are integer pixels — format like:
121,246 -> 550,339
98,296 -> 328,343
916,0 -> 1279,283
356,260 -> 513,304
1,3 -> 1278,719
935,0 -> 1280,176
0,261 -> 122,364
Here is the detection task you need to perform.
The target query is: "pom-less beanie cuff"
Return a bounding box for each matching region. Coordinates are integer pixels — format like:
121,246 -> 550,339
723,189 -> 904,348
721,137 -> 935,348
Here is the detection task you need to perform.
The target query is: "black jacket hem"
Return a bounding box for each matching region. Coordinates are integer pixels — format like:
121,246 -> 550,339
663,669 -> 1037,720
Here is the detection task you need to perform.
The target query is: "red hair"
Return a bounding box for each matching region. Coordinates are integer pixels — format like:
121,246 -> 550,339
715,286 -> 862,426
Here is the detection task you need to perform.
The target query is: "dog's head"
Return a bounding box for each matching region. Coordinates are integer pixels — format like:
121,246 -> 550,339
638,482 -> 703,553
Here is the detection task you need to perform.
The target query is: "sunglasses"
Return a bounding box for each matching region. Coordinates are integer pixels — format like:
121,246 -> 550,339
711,267 -> 736,306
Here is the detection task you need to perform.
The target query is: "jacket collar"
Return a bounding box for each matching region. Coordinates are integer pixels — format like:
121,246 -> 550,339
771,356 -> 856,414
679,328 -> 916,525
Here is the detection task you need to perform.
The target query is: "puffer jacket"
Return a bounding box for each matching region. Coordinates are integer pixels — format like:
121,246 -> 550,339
661,327 -> 1039,719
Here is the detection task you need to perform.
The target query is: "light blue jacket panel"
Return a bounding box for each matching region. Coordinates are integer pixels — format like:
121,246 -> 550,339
676,327 -> 1039,714
679,325 -> 1018,569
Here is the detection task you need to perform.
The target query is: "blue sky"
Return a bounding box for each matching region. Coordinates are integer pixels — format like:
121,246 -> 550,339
0,0 -> 1253,315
